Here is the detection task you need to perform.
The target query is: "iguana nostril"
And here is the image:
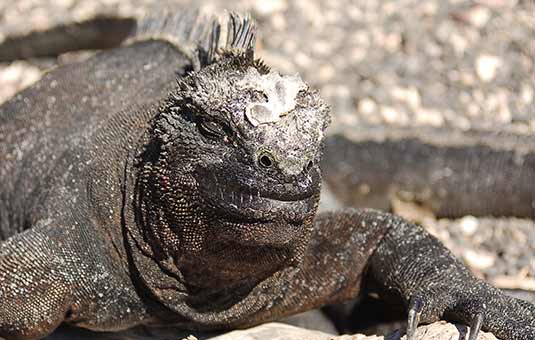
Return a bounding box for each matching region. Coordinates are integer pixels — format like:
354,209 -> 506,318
258,152 -> 274,168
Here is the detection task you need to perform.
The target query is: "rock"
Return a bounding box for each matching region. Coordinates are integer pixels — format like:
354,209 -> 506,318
390,86 -> 421,110
208,323 -> 335,340
357,98 -> 378,115
380,106 -> 408,125
458,216 -> 479,236
208,321 -> 499,340
251,0 -> 287,17
451,5 -> 492,28
463,248 -> 496,270
0,61 -> 41,102
281,309 -> 339,334
475,55 -> 502,82
44,320 -> 502,340
414,108 -> 444,127
491,275 -> 535,291
521,84 -> 533,105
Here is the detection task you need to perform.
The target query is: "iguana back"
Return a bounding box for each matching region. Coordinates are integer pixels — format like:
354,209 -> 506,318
0,40 -> 189,239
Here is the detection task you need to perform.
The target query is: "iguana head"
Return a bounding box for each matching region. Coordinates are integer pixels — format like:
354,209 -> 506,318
136,14 -> 329,289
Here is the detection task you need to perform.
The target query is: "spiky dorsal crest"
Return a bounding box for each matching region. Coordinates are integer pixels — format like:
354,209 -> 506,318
133,8 -> 260,71
204,12 -> 257,66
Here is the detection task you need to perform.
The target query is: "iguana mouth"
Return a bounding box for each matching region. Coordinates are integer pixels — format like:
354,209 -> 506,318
204,188 -> 316,224
197,166 -> 319,225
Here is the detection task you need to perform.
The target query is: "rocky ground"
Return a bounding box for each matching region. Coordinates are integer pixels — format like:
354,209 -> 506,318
45,321 -> 499,340
0,0 -> 534,339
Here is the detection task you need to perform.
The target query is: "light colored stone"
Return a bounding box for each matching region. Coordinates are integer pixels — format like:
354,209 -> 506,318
358,98 -> 377,115
383,32 -> 402,52
208,323 -> 336,340
312,40 -> 335,57
452,5 -> 492,28
350,30 -> 370,47
414,108 -> 445,127
0,61 -> 42,104
294,52 -> 312,68
349,46 -> 366,63
271,13 -> 287,31
463,249 -> 496,270
181,336 -> 199,340
459,216 -> 479,236
449,32 -> 468,55
476,55 -> 502,82
491,274 -> 535,290
419,2 -> 438,16
252,0 -> 287,17
318,64 -> 335,81
380,106 -> 408,125
390,86 -> 421,110
521,84 -> 533,104
208,321 -> 499,340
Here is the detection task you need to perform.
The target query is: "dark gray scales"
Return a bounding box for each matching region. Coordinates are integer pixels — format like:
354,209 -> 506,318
0,11 -> 534,340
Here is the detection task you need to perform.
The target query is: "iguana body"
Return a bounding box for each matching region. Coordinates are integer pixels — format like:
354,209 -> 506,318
0,12 -> 533,340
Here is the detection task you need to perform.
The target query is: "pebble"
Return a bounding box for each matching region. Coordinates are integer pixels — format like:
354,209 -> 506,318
476,55 -> 502,82
357,98 -> 377,115
318,64 -> 335,82
451,5 -> 492,28
449,32 -> 468,55
270,13 -> 287,31
181,336 -> 198,340
458,216 -> 479,236
521,84 -> 533,104
463,249 -> 496,270
414,108 -> 444,127
0,62 -> 41,102
252,0 -> 287,17
390,86 -> 421,110
380,106 -> 408,125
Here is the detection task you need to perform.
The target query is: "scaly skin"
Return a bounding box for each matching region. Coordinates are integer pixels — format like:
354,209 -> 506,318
0,12 -> 533,340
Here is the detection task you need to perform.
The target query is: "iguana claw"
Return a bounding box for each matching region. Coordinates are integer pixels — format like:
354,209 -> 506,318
406,296 -> 424,340
468,312 -> 484,340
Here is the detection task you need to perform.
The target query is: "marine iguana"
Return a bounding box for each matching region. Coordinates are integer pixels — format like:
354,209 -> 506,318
0,11 -> 533,340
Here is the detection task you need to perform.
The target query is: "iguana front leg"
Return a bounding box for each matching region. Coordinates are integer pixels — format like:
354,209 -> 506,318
365,209 -> 535,340
246,209 -> 534,340
0,221 -> 74,339
0,219 -> 148,339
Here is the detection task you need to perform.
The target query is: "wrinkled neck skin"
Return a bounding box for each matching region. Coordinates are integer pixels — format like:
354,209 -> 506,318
122,126 -> 320,323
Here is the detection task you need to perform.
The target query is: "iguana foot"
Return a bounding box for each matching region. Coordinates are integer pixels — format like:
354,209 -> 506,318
406,296 -> 483,340
404,282 -> 535,340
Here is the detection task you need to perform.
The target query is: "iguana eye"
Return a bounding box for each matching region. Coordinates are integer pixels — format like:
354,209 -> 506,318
198,117 -> 232,142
